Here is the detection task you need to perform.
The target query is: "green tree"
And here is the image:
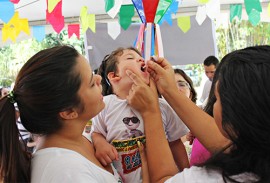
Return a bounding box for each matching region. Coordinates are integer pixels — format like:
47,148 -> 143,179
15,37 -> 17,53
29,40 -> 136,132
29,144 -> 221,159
0,30 -> 84,84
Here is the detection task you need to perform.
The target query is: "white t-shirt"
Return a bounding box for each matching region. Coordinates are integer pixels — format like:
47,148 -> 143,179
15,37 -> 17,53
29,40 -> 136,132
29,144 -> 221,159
31,148 -> 121,183
200,80 -> 212,103
165,166 -> 257,183
91,95 -> 189,183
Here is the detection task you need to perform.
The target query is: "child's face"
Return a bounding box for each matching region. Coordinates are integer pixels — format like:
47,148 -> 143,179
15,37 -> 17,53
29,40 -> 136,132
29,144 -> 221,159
116,49 -> 150,85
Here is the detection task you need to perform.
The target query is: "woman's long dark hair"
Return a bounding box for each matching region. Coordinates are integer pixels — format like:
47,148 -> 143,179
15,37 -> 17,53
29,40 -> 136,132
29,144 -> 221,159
204,45 -> 270,183
0,45 -> 82,182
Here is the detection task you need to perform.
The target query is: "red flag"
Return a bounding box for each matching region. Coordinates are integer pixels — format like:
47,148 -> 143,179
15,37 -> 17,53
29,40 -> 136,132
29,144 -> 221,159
46,0 -> 64,33
10,0 -> 20,4
68,24 -> 80,39
142,0 -> 159,22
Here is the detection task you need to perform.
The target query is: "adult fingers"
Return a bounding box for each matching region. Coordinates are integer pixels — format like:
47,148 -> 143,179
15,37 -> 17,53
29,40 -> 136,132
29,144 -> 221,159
112,146 -> 119,161
126,70 -> 144,86
138,141 -> 150,183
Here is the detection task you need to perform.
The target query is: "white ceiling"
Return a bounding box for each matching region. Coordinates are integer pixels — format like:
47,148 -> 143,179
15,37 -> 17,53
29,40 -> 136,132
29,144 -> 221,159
10,0 -> 269,23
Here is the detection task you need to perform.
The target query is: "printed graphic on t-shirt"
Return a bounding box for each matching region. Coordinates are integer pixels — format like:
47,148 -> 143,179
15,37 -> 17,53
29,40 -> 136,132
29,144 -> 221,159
122,116 -> 143,138
112,136 -> 146,175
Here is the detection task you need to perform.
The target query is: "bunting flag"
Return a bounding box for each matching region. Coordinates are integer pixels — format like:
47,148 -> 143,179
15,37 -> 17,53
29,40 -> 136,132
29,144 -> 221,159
230,4 -> 242,22
154,0 -> 173,23
32,26 -> 46,42
244,0 -> 262,15
196,5 -> 207,25
0,0 -> 15,23
244,0 -> 262,26
46,0 -> 64,33
105,0 -> 115,12
48,0 -> 61,13
248,9 -> 260,26
158,0 -> 179,25
198,0 -> 209,4
177,16 -> 191,33
2,11 -> 30,42
206,0 -> 220,20
118,5 -> 134,30
68,24 -> 80,39
142,0 -> 159,22
10,0 -> 20,4
132,0 -> 146,23
107,22 -> 121,40
80,6 -> 96,33
107,0 -> 123,18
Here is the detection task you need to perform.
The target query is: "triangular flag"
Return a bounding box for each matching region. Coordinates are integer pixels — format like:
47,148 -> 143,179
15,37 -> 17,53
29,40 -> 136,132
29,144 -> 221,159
48,0 -> 61,13
196,5 -> 207,25
32,26 -> 46,42
0,0 -> 15,23
142,0 -> 159,22
248,9 -> 260,26
155,0 -> 173,23
88,14 -> 96,33
2,11 -> 30,42
244,0 -> 262,15
157,0 -> 178,25
107,0 -> 123,18
230,4 -> 242,22
68,24 -> 80,39
46,0 -> 64,33
198,0 -> 209,4
118,5 -> 134,30
105,0 -> 115,12
132,0 -> 146,23
107,22 -> 121,40
177,16 -> 191,33
80,6 -> 96,33
10,0 -> 20,4
206,0 -> 220,20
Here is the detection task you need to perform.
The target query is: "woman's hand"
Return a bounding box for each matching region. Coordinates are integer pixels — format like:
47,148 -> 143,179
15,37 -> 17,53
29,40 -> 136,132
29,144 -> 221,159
126,70 -> 159,115
146,57 -> 178,96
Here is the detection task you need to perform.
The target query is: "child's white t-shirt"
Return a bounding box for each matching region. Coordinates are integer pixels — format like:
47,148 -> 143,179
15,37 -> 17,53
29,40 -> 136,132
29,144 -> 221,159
91,94 -> 189,183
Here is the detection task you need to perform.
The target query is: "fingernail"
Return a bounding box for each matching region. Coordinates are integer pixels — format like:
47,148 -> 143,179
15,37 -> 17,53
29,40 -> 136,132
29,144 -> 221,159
137,141 -> 141,148
151,55 -> 157,61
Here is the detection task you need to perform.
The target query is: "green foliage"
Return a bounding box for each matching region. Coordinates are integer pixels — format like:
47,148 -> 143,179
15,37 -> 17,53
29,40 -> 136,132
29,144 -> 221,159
216,20 -> 270,60
0,30 -> 84,85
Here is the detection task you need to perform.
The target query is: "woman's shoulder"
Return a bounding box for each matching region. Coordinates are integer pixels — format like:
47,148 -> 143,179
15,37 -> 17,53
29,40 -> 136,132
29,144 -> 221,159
165,166 -> 257,183
31,148 -> 119,183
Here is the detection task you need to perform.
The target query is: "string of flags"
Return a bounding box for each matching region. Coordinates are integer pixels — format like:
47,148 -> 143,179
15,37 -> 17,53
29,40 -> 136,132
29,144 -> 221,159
0,0 -> 268,44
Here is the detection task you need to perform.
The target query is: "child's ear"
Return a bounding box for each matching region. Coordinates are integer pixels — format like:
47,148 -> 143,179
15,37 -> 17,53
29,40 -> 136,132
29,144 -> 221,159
59,109 -> 78,120
107,72 -> 121,82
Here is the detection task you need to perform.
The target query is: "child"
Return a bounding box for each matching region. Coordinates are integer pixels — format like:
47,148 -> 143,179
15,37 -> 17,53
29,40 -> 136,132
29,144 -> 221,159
91,47 -> 189,183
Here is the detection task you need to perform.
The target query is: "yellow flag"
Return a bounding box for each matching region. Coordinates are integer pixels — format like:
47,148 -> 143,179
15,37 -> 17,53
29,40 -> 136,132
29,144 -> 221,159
48,0 -> 61,13
2,24 -> 17,42
80,6 -> 96,33
177,16 -> 191,33
88,14 -> 96,33
198,0 -> 209,4
2,11 -> 30,42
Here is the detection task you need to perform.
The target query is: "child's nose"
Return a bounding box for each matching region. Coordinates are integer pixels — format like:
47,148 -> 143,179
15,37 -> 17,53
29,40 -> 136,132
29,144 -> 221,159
137,58 -> 144,63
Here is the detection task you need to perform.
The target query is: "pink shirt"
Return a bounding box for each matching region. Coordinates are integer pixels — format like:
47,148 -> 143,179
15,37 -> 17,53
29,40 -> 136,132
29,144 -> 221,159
190,138 -> 211,166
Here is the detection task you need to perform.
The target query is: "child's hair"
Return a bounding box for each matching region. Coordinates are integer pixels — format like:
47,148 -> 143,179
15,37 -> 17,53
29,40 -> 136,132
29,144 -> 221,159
0,45 -> 83,183
98,47 -> 142,96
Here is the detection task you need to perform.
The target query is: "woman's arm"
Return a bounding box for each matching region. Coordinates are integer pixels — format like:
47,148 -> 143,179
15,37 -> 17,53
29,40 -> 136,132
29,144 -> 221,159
147,59 -> 230,153
126,71 -> 177,182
